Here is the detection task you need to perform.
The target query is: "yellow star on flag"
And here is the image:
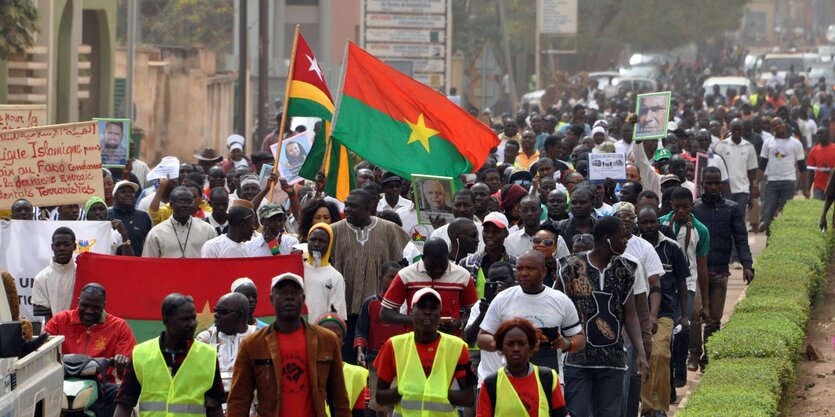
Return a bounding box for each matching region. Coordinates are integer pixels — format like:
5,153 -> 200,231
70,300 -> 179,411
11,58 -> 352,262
196,300 -> 215,334
405,113 -> 439,153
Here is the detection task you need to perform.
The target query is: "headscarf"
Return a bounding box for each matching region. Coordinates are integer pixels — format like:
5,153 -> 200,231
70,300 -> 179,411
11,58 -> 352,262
499,184 -> 527,211
307,222 -> 334,267
83,196 -> 107,220
239,174 -> 260,188
316,313 -> 347,337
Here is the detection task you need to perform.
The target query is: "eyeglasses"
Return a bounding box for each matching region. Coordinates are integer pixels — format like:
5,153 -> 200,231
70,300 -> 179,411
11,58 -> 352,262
532,237 -> 555,246
213,306 -> 240,316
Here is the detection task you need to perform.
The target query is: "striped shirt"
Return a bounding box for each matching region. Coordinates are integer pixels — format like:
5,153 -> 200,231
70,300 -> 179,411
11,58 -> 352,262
382,260 -> 478,334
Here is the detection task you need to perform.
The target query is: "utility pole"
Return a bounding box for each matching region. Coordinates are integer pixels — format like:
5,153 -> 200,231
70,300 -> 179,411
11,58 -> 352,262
497,0 -> 516,114
125,0 -> 136,122
237,0 -> 248,137
257,0 -> 270,148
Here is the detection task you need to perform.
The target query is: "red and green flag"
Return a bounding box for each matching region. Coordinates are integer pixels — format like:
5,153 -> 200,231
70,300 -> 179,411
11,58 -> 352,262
330,42 -> 498,181
284,27 -> 354,200
74,252 -> 304,342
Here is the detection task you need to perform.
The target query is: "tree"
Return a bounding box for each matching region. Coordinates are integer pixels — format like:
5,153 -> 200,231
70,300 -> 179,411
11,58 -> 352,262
453,0 -> 748,89
118,0 -> 234,53
0,0 -> 39,60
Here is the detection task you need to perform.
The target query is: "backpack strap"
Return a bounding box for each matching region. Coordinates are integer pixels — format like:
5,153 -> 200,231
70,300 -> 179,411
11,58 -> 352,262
537,366 -> 555,410
484,373 -> 499,410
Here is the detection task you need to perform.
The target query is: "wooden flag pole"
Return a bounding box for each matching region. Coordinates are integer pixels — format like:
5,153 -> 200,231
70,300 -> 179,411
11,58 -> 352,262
267,24 -> 300,203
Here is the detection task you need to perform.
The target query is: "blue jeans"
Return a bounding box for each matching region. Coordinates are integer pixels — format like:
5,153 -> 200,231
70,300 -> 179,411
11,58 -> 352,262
621,344 -> 641,417
760,180 -> 796,230
673,290 -> 695,381
564,365 -> 626,417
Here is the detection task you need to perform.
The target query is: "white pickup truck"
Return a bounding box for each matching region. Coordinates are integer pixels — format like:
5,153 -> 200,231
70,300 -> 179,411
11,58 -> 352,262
0,336 -> 63,417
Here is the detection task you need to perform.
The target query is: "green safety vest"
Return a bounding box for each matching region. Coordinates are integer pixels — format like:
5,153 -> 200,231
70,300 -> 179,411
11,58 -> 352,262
326,362 -> 369,416
133,337 -> 217,416
392,332 -> 465,417
492,366 -> 552,417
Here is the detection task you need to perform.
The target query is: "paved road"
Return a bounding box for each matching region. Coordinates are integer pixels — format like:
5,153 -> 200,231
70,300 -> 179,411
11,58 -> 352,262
671,230 -> 768,414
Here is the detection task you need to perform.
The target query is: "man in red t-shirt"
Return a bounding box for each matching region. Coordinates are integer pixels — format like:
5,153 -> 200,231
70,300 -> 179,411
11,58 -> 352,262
380,238 -> 478,336
807,127 -> 835,200
374,288 -> 476,411
227,273 -> 351,417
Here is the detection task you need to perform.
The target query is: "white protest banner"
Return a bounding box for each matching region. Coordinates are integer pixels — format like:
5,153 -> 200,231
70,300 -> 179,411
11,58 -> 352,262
0,121 -> 104,211
0,220 -> 113,320
0,105 -> 46,131
588,153 -> 627,184
146,156 -> 180,182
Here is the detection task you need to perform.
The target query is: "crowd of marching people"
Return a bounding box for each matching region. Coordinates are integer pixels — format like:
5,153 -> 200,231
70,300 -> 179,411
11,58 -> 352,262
5,47 -> 835,417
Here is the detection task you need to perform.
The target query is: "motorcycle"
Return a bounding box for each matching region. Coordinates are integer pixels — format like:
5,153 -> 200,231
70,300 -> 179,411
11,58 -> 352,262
61,354 -> 111,417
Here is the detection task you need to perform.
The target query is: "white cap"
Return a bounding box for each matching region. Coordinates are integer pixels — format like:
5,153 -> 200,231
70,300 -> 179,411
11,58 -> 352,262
591,126 -> 607,136
271,272 -> 304,289
483,212 -> 508,229
227,134 -> 245,150
113,180 -> 139,195
231,277 -> 254,292
410,287 -> 442,306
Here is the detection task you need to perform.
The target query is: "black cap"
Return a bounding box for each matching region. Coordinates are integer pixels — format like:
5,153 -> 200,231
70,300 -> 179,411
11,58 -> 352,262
380,171 -> 402,185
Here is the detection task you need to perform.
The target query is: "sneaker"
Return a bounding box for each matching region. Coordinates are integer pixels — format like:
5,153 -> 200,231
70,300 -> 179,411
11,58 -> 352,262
686,357 -> 699,372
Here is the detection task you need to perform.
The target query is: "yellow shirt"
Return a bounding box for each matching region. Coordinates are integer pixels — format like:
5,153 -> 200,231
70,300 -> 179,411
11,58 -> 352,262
148,200 -> 212,225
516,150 -> 540,170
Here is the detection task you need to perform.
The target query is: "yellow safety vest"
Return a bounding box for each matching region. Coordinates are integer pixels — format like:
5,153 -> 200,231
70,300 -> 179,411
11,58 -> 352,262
326,362 -> 369,417
392,332 -> 464,417
133,337 -> 217,417
493,366 -> 552,417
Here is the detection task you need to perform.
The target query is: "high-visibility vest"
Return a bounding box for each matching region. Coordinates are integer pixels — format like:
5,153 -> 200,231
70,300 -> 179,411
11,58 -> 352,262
391,332 -> 464,417
489,366 -> 553,417
327,362 -> 369,416
133,337 -> 217,417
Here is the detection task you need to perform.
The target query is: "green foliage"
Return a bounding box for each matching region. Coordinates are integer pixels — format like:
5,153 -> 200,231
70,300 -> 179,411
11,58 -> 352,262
0,0 -> 39,60
677,199 -> 832,417
118,0 -> 234,52
452,0 -> 748,76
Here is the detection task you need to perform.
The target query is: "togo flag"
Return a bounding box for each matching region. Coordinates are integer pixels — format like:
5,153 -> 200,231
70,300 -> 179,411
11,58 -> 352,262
330,42 -> 499,181
0,220 -> 113,320
75,252 -> 305,342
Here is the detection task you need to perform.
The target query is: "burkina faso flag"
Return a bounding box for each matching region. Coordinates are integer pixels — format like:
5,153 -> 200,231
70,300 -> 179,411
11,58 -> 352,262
330,42 -> 498,181
288,29 -> 354,200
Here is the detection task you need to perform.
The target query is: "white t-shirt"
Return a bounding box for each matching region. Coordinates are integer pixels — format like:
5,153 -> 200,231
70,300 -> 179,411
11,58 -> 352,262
32,260 -> 76,316
761,136 -> 805,182
622,235 -> 664,295
715,139 -> 758,194
480,286 -> 581,335
245,233 -> 300,257
614,139 -> 634,157
200,234 -> 249,258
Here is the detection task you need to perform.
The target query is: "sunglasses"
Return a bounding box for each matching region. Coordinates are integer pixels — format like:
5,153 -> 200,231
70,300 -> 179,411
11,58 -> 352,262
572,235 -> 594,245
532,237 -> 555,246
213,306 -> 240,316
